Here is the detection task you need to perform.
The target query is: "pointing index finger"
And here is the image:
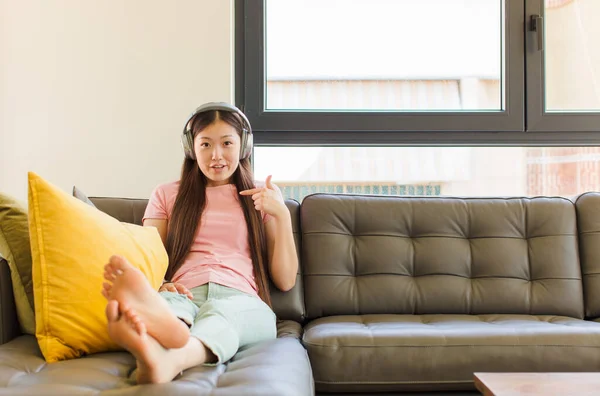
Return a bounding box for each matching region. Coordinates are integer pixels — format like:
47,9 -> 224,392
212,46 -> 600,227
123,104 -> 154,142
240,188 -> 261,195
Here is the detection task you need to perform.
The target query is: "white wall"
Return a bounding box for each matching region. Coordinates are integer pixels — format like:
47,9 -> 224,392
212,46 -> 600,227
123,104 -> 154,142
1,0 -> 234,204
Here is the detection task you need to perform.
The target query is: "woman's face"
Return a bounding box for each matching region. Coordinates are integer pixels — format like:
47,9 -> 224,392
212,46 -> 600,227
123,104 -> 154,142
193,119 -> 241,187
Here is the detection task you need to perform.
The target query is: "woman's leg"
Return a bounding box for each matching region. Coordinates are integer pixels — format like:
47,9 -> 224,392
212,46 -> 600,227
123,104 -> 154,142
106,299 -> 216,384
189,285 -> 277,365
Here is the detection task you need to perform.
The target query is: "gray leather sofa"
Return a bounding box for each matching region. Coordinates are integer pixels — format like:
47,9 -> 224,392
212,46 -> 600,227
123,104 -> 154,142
2,191 -> 600,395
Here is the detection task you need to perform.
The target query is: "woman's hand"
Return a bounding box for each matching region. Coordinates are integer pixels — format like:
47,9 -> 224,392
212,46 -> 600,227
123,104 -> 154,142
159,282 -> 193,300
239,175 -> 287,218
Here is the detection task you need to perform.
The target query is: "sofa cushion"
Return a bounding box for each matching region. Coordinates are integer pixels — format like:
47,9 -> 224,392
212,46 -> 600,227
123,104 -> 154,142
0,193 -> 35,336
301,194 -> 583,320
573,192 -> 600,319
0,324 -> 313,396
89,196 -> 150,225
27,172 -> 168,362
303,314 -> 600,393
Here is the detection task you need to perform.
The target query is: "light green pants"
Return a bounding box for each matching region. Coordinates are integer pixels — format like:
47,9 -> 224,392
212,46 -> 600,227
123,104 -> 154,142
159,282 -> 277,365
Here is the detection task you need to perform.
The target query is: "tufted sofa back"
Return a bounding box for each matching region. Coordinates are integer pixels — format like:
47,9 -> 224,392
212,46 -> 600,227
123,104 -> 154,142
300,194 -> 584,320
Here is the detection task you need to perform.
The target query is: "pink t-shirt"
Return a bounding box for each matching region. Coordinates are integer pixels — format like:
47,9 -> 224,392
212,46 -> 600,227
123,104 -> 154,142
142,180 -> 270,297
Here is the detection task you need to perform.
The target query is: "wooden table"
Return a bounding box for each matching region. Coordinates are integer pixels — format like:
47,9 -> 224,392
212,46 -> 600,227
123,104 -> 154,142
474,372 -> 600,395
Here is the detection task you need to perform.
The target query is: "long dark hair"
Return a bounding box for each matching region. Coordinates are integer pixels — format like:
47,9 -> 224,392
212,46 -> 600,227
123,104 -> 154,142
164,110 -> 271,306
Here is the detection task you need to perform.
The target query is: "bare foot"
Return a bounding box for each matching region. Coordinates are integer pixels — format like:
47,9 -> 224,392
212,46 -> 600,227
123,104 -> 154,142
106,300 -> 183,384
103,255 -> 190,349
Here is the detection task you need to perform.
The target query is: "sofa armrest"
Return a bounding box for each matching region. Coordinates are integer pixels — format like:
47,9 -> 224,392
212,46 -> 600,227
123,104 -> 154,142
0,258 -> 20,344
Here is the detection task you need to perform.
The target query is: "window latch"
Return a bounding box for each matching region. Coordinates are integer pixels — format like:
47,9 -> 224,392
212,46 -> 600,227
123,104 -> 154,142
530,14 -> 544,51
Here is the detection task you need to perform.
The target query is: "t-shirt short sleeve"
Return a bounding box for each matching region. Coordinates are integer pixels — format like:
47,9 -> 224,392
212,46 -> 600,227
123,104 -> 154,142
143,184 -> 169,223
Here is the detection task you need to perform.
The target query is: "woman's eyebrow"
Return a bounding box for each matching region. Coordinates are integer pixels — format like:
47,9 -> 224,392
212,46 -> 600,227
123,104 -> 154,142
200,134 -> 234,140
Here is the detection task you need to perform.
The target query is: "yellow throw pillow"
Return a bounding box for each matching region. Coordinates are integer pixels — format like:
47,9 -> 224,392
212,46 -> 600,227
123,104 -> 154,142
27,172 -> 168,363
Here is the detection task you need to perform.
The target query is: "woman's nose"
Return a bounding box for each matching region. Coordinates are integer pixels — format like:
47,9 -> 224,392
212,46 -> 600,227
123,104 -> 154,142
211,146 -> 222,159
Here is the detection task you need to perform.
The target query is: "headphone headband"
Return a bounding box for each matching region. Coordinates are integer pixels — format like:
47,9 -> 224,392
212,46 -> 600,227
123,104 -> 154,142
181,102 -> 253,160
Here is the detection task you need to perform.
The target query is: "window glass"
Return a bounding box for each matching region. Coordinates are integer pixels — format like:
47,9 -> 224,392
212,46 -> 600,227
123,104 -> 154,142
265,0 -> 504,111
254,146 -> 599,201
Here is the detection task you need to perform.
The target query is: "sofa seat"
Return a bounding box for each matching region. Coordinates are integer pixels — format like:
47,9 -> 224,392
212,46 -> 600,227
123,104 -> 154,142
0,322 -> 313,396
303,314 -> 600,393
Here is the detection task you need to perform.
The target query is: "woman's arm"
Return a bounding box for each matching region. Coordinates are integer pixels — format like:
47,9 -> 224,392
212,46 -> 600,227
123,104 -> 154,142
240,176 -> 299,292
265,198 -> 298,292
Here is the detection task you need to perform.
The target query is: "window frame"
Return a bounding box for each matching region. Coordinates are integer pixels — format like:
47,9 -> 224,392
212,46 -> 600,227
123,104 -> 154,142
525,0 -> 600,133
236,0 -> 600,146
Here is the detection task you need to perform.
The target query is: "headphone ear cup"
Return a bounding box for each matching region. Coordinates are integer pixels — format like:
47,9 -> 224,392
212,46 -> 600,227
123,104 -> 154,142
240,129 -> 253,159
182,131 -> 195,160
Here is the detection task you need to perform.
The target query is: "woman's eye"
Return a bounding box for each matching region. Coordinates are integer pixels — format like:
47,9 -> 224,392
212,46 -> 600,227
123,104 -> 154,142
200,143 -> 209,148
224,141 -> 233,146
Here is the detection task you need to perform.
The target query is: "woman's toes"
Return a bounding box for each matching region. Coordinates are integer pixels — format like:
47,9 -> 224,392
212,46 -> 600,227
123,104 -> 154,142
123,307 -> 146,336
101,282 -> 112,299
104,263 -> 117,281
134,320 -> 147,336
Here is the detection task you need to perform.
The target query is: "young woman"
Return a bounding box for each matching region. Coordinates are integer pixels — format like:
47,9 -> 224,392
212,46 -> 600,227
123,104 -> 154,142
101,102 -> 298,384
